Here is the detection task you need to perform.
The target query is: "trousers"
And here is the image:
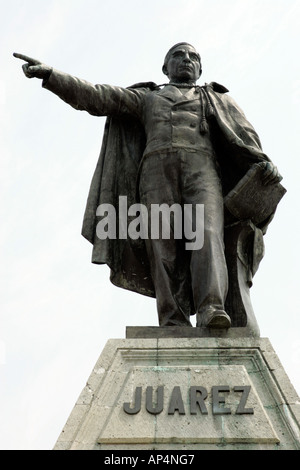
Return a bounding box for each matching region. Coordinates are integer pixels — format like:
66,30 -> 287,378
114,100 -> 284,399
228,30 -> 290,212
139,149 -> 228,326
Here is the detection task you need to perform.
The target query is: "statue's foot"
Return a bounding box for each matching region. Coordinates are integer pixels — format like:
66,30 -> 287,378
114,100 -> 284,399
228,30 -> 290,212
197,309 -> 231,329
206,310 -> 231,329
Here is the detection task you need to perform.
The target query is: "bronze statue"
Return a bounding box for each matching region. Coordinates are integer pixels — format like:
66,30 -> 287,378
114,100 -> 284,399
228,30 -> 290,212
14,43 -> 285,334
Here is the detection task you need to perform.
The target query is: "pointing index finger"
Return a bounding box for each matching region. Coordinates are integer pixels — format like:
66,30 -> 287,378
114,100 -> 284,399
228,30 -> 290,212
13,52 -> 40,65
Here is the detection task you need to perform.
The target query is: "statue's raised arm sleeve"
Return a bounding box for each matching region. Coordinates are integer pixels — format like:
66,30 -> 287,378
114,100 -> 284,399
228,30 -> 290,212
42,69 -> 144,118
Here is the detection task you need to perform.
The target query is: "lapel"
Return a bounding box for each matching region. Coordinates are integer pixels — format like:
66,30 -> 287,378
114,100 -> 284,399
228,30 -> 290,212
158,85 -> 198,104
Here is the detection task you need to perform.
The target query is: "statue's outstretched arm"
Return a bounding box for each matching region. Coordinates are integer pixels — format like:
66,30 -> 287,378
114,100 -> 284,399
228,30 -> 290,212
13,52 -> 145,118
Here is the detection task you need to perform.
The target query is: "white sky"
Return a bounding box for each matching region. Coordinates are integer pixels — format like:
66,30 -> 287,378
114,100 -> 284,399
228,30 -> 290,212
1,0 -> 300,450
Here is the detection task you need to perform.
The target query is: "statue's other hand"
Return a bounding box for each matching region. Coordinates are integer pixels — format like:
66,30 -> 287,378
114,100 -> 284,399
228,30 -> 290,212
13,53 -> 52,80
260,161 -> 283,185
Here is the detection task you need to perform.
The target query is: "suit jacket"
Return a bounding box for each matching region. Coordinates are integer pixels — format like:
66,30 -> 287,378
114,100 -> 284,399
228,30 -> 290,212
141,85 -> 214,156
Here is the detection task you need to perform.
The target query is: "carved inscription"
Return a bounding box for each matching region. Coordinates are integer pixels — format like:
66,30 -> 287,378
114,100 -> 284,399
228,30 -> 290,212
123,385 -> 253,415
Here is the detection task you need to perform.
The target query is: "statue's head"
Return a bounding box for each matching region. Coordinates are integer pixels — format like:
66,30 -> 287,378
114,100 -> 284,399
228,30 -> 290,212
162,42 -> 202,83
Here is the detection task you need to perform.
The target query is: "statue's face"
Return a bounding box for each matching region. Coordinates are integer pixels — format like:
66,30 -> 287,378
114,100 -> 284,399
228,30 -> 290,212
164,44 -> 201,83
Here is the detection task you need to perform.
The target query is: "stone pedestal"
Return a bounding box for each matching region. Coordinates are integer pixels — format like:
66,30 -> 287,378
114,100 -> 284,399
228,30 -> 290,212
54,328 -> 300,450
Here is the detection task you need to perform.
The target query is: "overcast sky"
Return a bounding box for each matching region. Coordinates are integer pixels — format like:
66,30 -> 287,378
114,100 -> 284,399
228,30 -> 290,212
1,0 -> 300,450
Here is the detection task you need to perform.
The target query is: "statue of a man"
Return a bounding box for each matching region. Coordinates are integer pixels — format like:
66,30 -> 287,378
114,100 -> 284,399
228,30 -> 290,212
14,43 -> 283,330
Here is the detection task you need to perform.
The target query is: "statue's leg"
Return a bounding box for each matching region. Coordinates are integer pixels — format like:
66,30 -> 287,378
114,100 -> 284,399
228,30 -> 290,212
139,151 -> 193,326
143,237 -> 193,326
180,150 -> 230,328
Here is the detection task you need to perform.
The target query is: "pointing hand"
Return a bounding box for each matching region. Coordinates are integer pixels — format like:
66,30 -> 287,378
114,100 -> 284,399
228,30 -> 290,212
13,53 -> 52,80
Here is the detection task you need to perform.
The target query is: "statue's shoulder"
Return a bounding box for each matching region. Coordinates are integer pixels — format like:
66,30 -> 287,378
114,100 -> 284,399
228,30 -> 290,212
205,82 -> 229,94
205,82 -> 241,110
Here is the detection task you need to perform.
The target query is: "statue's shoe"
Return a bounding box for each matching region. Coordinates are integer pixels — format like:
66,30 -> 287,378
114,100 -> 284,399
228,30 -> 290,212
197,309 -> 231,329
206,310 -> 231,329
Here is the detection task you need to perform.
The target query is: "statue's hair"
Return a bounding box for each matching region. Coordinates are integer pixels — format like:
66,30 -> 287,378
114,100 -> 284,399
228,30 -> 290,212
162,42 -> 202,76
